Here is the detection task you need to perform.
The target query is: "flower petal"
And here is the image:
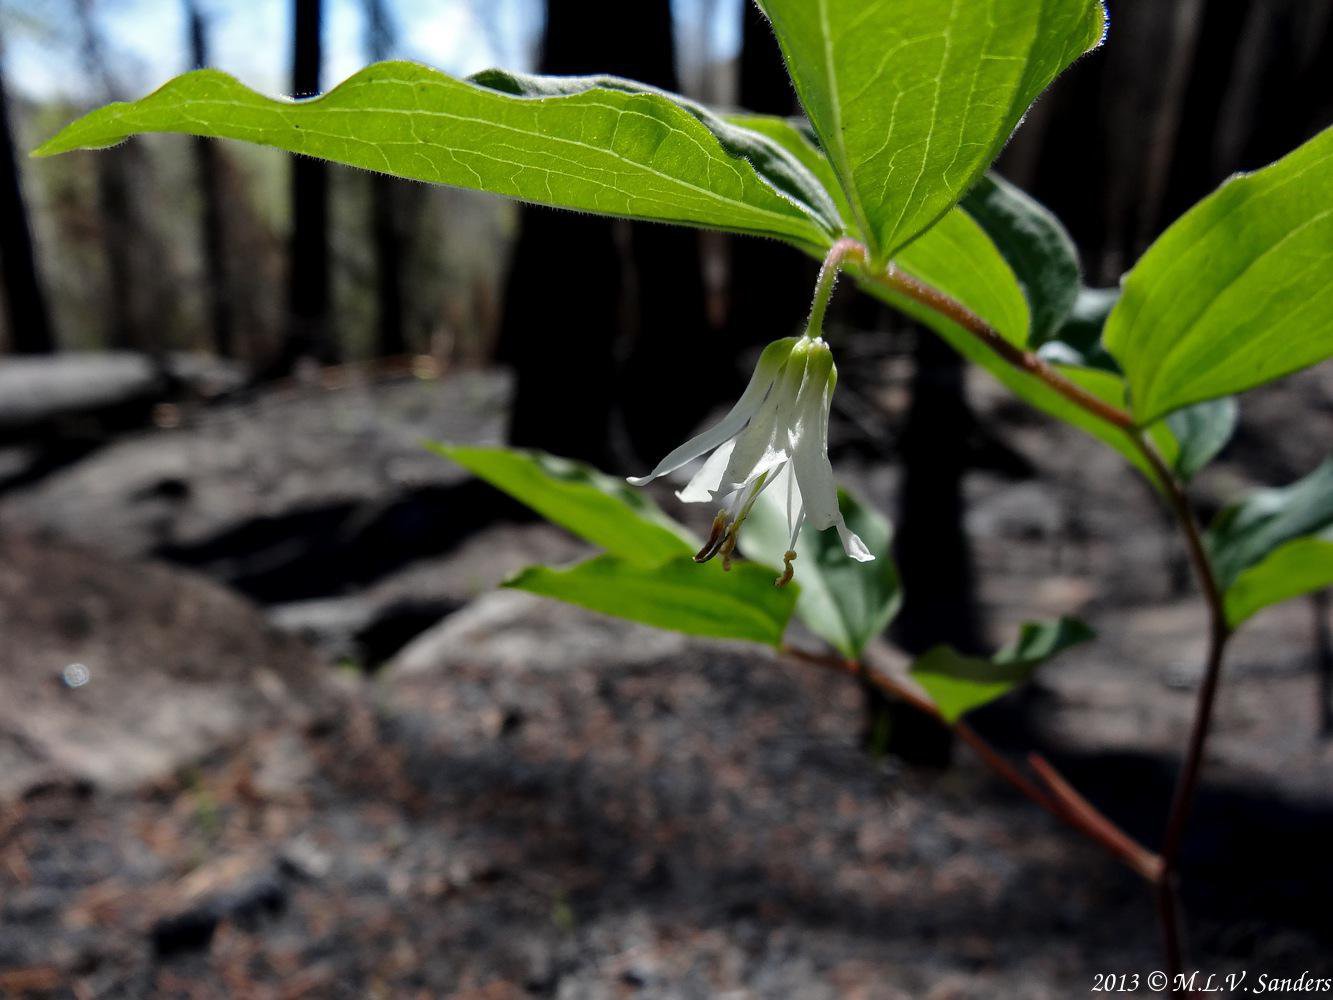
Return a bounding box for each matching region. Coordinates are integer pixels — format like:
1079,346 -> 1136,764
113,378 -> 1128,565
675,439 -> 734,503
790,348 -> 875,563
778,463 -> 806,550
837,524 -> 875,562
627,337 -> 796,486
713,341 -> 810,499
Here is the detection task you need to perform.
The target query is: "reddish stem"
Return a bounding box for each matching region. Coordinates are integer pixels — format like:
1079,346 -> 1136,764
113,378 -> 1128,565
784,647 -> 1164,880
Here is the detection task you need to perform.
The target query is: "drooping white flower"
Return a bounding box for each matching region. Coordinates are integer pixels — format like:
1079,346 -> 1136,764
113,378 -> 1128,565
628,336 -> 872,585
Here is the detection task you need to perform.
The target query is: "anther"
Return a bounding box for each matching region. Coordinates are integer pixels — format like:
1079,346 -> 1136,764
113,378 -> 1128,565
694,510 -> 730,563
775,549 -> 797,588
719,528 -> 738,572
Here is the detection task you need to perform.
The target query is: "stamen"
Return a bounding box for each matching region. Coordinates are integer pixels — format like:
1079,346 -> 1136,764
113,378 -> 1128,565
775,549 -> 798,588
694,510 -> 730,563
719,529 -> 737,571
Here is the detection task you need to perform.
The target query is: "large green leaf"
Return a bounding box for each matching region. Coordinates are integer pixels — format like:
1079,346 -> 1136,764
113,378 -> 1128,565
1105,126 -> 1333,424
1206,459 -> 1333,626
1222,531 -> 1333,628
742,485 -> 901,659
911,616 -> 1094,722
430,444 -> 692,567
507,554 -> 797,647
1163,397 -> 1237,482
34,62 -> 838,248
477,70 -> 844,237
755,0 -> 1106,258
961,173 -> 1081,346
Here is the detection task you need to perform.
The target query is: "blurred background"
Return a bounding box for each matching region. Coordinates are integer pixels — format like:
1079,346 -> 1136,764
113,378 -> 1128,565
0,1 -> 1330,996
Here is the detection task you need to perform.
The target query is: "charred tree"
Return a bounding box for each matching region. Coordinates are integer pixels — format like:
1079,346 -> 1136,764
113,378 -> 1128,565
278,0 -> 334,373
498,0 -> 623,465
615,0 -> 713,465
0,45 -> 55,354
887,329 -> 989,765
363,0 -> 408,359
725,2 -> 813,359
74,0 -> 148,352
184,0 -> 233,358
502,0 -> 709,468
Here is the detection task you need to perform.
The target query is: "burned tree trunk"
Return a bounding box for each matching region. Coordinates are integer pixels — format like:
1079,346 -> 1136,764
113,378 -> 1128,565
184,0 -> 233,358
725,2 -> 813,357
0,47 -> 55,354
74,0 -> 147,353
886,330 -> 989,765
498,0 -> 624,466
502,0 -> 709,468
363,0 -> 408,359
615,0 -> 713,465
278,0 -> 335,373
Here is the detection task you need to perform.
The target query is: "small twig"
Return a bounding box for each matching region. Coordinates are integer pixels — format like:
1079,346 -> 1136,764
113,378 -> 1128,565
783,646 -> 1163,879
1028,753 -> 1164,882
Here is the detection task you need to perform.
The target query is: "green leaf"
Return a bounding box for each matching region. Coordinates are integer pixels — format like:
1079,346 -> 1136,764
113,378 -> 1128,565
506,554 -> 797,647
1104,126 -> 1333,424
996,616 -> 1095,663
1163,397 -> 1237,482
725,113 -> 856,230
476,70 -> 844,238
34,62 -> 838,248
911,616 -> 1094,723
1206,459 -> 1333,625
755,0 -> 1106,257
1222,531 -> 1333,628
429,444 -> 692,567
742,485 -> 901,659
961,173 -> 1081,345
1038,286 -> 1120,371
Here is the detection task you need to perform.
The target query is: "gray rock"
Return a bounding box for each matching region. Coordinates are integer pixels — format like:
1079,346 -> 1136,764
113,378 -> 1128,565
0,531 -> 336,802
0,353 -> 165,435
0,371 -> 513,599
268,523 -> 587,664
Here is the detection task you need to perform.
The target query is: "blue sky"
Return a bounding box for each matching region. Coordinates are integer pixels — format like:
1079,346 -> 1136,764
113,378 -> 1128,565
5,0 -> 742,102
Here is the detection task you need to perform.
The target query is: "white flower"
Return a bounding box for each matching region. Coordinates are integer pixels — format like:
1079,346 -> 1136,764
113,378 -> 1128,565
628,336 -> 873,585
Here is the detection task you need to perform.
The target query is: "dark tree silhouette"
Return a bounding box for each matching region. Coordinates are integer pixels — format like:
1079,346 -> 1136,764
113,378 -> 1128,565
615,1 -> 713,465
725,1 -> 813,359
74,0 -> 147,352
362,0 -> 408,359
0,42 -> 55,354
184,0 -> 233,358
279,0 -> 335,372
502,0 -> 710,468
498,0 -> 622,465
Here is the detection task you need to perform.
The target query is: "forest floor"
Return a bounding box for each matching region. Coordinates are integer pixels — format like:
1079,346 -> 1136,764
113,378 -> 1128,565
0,357 -> 1330,999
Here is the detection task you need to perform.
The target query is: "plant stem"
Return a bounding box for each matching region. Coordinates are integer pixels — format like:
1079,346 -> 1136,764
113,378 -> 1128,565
1130,429 -> 1232,993
806,238 -> 867,339
784,646 -> 1165,879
